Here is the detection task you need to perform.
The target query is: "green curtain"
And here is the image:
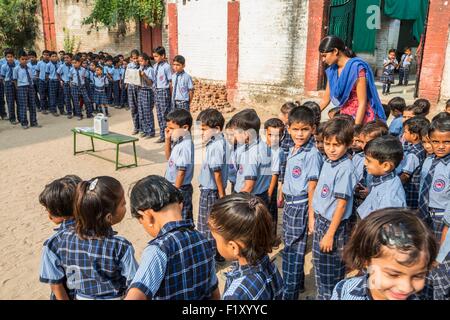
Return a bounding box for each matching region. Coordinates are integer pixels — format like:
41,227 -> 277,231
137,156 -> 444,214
352,0 -> 380,53
384,0 -> 428,41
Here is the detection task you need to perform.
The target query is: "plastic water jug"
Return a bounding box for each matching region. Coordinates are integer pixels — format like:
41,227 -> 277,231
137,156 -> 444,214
94,113 -> 109,135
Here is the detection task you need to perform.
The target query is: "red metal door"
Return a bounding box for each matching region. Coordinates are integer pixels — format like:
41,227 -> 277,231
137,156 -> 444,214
140,22 -> 162,56
40,0 -> 56,50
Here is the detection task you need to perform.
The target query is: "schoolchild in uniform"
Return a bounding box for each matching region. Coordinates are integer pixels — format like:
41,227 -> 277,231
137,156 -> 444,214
39,175 -> 82,300
92,65 -> 110,117
399,117 -> 429,209
398,47 -> 413,86
278,102 -> 297,192
46,51 -> 64,116
231,109 -> 272,207
315,122 -> 327,159
209,193 -> 283,300
357,136 -> 406,219
112,57 -> 122,108
69,56 -> 93,120
57,53 -> 73,118
280,106 -> 323,300
224,119 -> 238,193
312,118 -> 357,300
27,50 -> 40,111
381,49 -> 398,96
152,46 -> 172,143
0,48 -> 18,124
197,109 -> 228,262
126,175 -> 219,300
419,113 -> 450,240
39,176 -> 138,300
13,50 -> 40,129
388,97 -> 406,137
120,59 -> 129,110
103,55 -> 114,106
137,53 -> 156,138
332,208 -> 437,300
413,99 -> 431,118
264,118 -> 285,234
86,61 -> 97,107
36,50 -> 50,113
164,109 -> 195,222
127,49 -> 142,135
171,55 -> 194,111
0,49 -> 7,120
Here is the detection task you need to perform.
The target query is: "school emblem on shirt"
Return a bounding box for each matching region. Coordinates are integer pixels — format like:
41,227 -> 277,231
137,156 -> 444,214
321,184 -> 330,198
229,164 -> 235,170
433,179 -> 446,192
292,166 -> 302,178
169,159 -> 174,167
159,75 -> 164,81
181,86 -> 187,93
239,165 -> 243,174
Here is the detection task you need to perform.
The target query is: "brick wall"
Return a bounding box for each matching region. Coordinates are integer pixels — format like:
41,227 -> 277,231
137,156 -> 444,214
441,30 -> 450,100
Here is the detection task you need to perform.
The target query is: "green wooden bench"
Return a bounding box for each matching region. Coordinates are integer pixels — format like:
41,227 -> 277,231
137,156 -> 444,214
72,129 -> 139,170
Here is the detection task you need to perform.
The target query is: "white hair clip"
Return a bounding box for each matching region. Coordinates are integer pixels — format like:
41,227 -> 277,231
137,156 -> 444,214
89,178 -> 98,191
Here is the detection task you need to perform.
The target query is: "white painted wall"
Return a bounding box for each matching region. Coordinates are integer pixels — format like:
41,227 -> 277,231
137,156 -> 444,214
177,0 -> 228,81
441,30 -> 450,100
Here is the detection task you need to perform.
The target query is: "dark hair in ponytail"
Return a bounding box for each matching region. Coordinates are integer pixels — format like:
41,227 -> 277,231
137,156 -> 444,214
319,35 -> 356,58
74,176 -> 124,239
140,52 -> 151,63
208,193 -> 281,265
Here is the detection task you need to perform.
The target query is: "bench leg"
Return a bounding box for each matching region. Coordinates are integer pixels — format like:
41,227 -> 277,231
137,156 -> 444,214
116,144 -> 120,171
133,141 -> 138,167
73,132 -> 77,155
91,137 -> 95,152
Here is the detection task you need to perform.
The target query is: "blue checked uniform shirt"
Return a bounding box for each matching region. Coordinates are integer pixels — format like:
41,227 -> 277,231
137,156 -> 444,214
400,142 -> 426,208
140,65 -> 155,88
13,65 -> 33,86
154,61 -> 172,89
171,71 -> 193,101
36,60 -> 48,81
27,61 -> 39,79
419,154 -> 450,211
389,116 -> 403,137
357,172 -> 406,219
313,154 -> 357,221
57,63 -> 72,83
223,255 -> 283,300
69,67 -> 88,86
199,134 -> 228,190
0,63 -> 16,81
165,135 -> 194,186
46,62 -> 59,80
129,220 -> 218,300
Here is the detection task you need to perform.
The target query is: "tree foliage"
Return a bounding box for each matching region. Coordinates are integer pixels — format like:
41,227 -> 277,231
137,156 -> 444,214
83,0 -> 165,36
0,0 -> 39,51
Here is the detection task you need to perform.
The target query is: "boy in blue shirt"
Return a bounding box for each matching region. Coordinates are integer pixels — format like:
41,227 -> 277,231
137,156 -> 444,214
127,49 -> 142,135
164,109 -> 195,222
36,50 -> 50,113
103,55 -> 114,106
57,53 -> 73,119
224,119 -> 238,192
46,51 -> 64,117
231,109 -> 272,206
112,57 -> 122,108
398,47 -> 413,86
153,46 -> 172,143
0,48 -> 18,124
280,107 -> 323,300
419,113 -> 450,240
197,109 -> 228,262
27,51 -> 40,112
400,117 -> 429,209
357,136 -> 406,219
13,50 -> 41,129
387,97 -> 406,137
69,55 -> 93,120
171,55 -> 194,111
312,118 -> 357,300
278,102 -> 297,200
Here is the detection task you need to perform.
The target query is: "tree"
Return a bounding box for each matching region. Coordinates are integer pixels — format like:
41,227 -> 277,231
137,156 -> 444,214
0,0 -> 39,51
83,0 -> 165,36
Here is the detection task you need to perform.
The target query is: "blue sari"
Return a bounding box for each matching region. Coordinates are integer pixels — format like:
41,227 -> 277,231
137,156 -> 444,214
326,57 -> 386,121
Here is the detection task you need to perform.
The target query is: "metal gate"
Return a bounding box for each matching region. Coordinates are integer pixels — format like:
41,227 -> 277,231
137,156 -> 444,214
328,0 -> 356,48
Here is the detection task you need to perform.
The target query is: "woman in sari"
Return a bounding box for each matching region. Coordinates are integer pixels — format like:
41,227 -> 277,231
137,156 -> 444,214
318,36 -> 386,126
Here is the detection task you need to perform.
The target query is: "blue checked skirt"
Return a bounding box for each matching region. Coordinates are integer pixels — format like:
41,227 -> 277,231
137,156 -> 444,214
93,87 -> 109,105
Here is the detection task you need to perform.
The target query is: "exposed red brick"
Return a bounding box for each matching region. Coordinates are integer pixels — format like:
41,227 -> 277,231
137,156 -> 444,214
227,1 -> 240,104
168,3 -> 178,60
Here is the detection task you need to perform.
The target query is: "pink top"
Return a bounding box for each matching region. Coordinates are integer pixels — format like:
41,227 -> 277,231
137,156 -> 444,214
339,69 -> 375,124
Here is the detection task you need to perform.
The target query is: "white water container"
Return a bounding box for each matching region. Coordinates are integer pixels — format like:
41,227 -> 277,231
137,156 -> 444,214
94,113 -> 109,135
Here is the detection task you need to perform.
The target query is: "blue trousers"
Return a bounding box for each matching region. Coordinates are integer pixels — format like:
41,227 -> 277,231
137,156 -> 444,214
112,81 -> 121,106
155,88 -> 171,139
71,85 -> 93,117
16,85 -> 37,126
0,81 -> 6,117
38,79 -> 48,111
198,189 -> 219,253
128,85 -> 140,131
4,81 -> 16,121
137,88 -> 155,135
48,80 -> 60,113
180,184 -> 194,222
62,82 -> 73,114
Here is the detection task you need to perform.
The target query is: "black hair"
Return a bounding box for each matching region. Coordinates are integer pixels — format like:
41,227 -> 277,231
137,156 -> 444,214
39,175 -> 82,218
42,50 -> 50,55
197,108 -> 225,130
74,176 -> 124,239
166,109 -> 193,130
18,50 -> 27,58
404,104 -> 425,117
72,55 -> 82,63
404,47 -> 411,52
316,122 -> 327,136
130,49 -> 140,57
129,175 -> 183,219
230,109 -> 261,133
413,99 -> 431,116
209,193 -> 281,266
4,48 -> 14,57
364,135 -> 404,168
322,118 -> 354,146
49,51 -> 57,57
361,120 -> 389,139
334,114 -> 355,125
404,116 -> 431,140
319,35 -> 356,58
105,55 -> 113,62
446,99 -> 450,109
429,112 -> 450,135
302,101 -> 321,126
58,50 -> 66,54
388,97 -> 406,113
288,106 -> 316,127
153,46 -> 166,56
28,50 -> 37,57
225,118 -> 236,129
173,55 -> 186,65
382,103 -> 391,120
264,118 -> 285,131
328,106 -> 341,118
388,49 -> 396,54
113,57 -> 120,65
280,102 -> 299,115
140,52 -> 151,63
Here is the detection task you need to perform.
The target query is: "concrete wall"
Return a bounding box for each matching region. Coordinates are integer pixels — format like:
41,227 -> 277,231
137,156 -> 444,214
441,30 -> 450,100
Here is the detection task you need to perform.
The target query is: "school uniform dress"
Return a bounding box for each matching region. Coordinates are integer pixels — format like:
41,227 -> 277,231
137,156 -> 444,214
234,138 -> 272,206
281,137 -> 323,300
40,226 -> 138,300
381,58 -> 398,94
127,62 -> 141,132
331,274 -> 421,300
279,127 -> 295,183
268,145 -> 282,230
171,71 -> 193,111
93,75 -> 110,109
39,219 -> 77,300
400,143 -> 426,209
137,66 -> 156,136
357,172 -> 406,219
389,116 -> 403,137
129,220 -> 218,300
0,62 -> 17,122
46,61 -> 64,114
312,154 -> 357,300
198,134 -> 228,254
112,67 -> 121,106
154,61 -> 172,139
13,64 -> 38,127
223,255 -> 283,300
69,67 -> 93,117
103,65 -> 114,104
36,60 -> 49,111
418,154 -> 450,240
120,66 -> 128,108
399,54 -> 413,86
165,135 -> 195,221
27,61 -> 40,111
57,63 -> 73,115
